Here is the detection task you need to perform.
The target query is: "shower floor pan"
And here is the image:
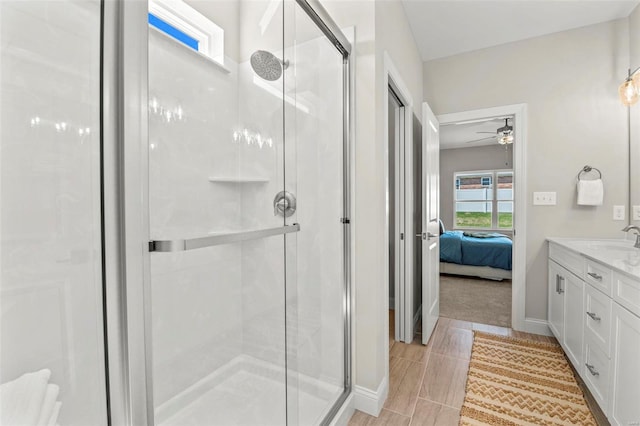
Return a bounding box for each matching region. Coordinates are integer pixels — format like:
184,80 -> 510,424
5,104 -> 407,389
156,355 -> 342,426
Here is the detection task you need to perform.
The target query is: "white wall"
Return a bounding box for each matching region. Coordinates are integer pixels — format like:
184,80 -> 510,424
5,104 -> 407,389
424,19 -> 630,321
325,0 -> 425,405
440,144 -> 513,230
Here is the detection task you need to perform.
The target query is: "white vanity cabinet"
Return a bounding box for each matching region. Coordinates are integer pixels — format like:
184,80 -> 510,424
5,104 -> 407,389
547,239 -> 640,425
548,255 -> 584,372
548,260 -> 565,339
610,294 -> 640,426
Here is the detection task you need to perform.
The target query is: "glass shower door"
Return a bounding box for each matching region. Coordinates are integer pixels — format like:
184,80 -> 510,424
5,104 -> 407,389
147,1 -> 293,424
284,3 -> 348,424
0,1 -> 108,424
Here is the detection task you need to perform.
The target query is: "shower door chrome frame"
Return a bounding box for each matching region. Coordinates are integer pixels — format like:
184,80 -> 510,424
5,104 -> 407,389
104,0 -> 352,425
293,1 -> 353,424
103,0 -> 154,425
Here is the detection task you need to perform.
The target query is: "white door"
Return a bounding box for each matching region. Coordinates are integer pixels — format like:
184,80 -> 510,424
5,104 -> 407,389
422,102 -> 440,345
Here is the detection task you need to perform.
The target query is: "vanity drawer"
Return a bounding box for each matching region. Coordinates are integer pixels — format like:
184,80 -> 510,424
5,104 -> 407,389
584,259 -> 612,296
583,336 -> 610,411
549,243 -> 583,278
612,272 -> 640,317
584,283 -> 612,356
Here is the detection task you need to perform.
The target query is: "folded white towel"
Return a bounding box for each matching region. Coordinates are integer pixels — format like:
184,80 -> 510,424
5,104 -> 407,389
0,369 -> 51,425
36,384 -> 59,426
47,401 -> 62,426
577,179 -> 604,205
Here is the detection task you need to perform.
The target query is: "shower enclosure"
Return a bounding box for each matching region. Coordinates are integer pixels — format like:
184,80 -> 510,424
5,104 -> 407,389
0,0 -> 351,424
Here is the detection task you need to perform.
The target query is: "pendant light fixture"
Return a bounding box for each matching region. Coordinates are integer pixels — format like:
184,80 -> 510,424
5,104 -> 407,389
619,67 -> 640,106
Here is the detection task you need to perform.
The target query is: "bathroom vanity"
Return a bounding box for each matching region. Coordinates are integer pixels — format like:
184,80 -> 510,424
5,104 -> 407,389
547,238 -> 640,426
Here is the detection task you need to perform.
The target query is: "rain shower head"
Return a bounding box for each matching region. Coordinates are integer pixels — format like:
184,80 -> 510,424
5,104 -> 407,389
250,50 -> 289,81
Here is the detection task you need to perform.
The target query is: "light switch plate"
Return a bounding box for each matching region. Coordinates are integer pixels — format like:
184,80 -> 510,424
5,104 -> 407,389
613,205 -> 626,221
633,205 -> 640,221
533,192 -> 556,205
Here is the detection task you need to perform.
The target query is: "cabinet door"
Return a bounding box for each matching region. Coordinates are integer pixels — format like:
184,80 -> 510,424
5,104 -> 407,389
563,273 -> 584,369
610,303 -> 640,426
548,260 -> 565,340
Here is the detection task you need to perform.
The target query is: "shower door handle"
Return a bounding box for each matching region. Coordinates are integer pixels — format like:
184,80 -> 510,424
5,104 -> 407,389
149,224 -> 301,252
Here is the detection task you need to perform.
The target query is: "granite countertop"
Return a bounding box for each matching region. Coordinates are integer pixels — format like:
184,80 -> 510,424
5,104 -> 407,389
547,237 -> 640,280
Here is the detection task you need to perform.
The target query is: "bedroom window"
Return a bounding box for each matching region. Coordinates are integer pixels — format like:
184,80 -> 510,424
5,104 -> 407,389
454,170 -> 513,230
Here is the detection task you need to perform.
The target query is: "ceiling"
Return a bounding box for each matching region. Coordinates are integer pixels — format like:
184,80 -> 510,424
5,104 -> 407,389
440,116 -> 513,150
401,1 -> 639,62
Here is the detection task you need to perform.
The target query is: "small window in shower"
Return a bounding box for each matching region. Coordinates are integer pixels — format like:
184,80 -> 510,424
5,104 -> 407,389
149,0 -> 225,65
148,13 -> 199,51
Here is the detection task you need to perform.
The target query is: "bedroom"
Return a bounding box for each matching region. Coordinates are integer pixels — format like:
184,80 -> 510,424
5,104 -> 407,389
438,116 -> 515,327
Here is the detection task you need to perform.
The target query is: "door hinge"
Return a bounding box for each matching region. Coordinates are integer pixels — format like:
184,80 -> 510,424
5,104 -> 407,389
340,217 -> 350,224
400,233 -> 404,240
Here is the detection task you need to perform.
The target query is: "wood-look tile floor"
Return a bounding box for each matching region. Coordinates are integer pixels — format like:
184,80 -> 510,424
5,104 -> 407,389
348,313 -> 557,426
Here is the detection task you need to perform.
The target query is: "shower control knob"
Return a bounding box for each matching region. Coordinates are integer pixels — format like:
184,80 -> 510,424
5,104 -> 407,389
273,191 -> 297,217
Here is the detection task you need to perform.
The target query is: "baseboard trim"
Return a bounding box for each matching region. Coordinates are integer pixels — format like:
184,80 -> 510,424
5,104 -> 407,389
353,376 -> 388,417
524,318 -> 552,336
329,393 -> 355,426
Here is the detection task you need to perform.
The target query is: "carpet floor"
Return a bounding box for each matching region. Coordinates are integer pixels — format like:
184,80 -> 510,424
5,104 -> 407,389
460,332 -> 596,425
440,274 -> 511,327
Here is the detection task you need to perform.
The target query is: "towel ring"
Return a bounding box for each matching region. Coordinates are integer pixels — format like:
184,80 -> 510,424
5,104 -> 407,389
577,165 -> 602,181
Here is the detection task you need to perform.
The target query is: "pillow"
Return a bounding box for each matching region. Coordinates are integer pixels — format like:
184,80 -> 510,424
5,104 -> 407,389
438,219 -> 445,235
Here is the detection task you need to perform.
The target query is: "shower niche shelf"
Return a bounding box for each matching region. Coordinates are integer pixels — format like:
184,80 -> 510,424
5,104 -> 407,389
208,176 -> 269,183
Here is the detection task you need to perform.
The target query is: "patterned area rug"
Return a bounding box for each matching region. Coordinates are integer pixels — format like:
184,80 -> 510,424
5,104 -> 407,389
460,332 -> 596,425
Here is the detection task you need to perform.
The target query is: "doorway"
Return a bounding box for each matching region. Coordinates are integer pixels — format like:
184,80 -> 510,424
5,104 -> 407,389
388,86 -> 405,343
437,105 -> 527,331
386,78 -> 423,345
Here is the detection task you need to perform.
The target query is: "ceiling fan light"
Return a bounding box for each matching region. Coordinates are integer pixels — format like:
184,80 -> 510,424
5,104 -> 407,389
498,134 -> 513,145
619,78 -> 639,106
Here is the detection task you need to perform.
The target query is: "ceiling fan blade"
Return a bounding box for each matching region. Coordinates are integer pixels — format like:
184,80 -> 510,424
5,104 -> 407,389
476,131 -> 497,134
464,136 -> 494,144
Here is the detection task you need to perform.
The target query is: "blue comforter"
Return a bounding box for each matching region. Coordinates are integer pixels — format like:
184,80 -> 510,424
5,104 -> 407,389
440,230 -> 512,271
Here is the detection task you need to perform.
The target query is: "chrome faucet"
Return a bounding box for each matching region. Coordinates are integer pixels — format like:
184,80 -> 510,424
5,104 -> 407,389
622,225 -> 640,248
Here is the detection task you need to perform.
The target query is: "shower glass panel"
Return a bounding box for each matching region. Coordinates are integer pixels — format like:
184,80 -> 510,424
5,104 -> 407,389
284,2 -> 347,424
148,1 -> 289,424
0,1 -> 108,425
147,0 -> 348,424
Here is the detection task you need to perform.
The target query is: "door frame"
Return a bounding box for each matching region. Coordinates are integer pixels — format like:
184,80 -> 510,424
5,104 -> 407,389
383,51 -> 416,347
437,103 -> 528,332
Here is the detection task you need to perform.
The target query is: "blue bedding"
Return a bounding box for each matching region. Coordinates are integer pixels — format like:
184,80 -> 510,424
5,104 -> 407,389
440,230 -> 512,271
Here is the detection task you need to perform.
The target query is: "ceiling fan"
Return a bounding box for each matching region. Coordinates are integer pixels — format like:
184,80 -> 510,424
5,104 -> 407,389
465,118 -> 514,145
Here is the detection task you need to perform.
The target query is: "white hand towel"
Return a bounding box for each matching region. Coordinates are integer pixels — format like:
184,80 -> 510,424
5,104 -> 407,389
577,179 -> 604,205
0,369 -> 51,425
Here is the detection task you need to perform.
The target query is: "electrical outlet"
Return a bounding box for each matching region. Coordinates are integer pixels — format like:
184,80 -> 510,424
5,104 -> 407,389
633,205 -> 640,221
613,205 -> 626,221
533,192 -> 557,205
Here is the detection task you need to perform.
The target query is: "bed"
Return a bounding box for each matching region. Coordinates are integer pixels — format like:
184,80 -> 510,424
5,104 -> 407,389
439,230 -> 512,280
